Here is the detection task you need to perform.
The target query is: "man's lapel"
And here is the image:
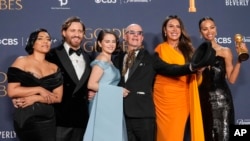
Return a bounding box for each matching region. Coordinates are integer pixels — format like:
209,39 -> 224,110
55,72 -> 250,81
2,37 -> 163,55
74,52 -> 91,94
128,49 -> 144,79
55,47 -> 79,84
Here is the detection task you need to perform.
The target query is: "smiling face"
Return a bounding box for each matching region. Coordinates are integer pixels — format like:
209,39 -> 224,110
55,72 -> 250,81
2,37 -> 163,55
199,19 -> 217,41
33,31 -> 51,54
163,19 -> 181,42
98,33 -> 117,54
124,24 -> 144,51
62,22 -> 84,49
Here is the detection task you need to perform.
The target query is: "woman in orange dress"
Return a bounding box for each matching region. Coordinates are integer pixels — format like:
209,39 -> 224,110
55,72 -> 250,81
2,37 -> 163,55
153,15 -> 204,141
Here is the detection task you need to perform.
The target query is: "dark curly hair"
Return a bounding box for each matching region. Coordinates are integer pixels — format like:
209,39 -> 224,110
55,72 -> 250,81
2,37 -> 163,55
25,28 -> 50,54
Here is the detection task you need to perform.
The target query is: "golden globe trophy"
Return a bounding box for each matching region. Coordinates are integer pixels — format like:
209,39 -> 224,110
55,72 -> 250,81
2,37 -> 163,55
234,34 -> 249,61
189,0 -> 196,12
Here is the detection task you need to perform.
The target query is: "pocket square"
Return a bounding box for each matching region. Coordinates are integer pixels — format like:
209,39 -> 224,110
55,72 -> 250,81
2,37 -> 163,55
137,91 -> 145,95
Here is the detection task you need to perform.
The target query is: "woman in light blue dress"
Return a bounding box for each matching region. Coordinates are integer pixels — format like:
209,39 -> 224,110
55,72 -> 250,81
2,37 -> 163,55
83,30 -> 129,141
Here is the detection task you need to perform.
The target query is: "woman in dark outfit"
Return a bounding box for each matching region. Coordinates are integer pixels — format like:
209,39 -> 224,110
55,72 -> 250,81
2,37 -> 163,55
7,28 -> 63,141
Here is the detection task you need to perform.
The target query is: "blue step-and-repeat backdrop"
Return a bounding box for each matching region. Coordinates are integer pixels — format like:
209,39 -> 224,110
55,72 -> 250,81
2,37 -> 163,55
0,0 -> 249,140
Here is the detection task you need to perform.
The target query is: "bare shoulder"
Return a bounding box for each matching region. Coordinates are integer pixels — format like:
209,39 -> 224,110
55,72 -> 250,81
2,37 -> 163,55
220,46 -> 230,50
11,56 -> 28,68
221,46 -> 232,54
220,46 -> 233,59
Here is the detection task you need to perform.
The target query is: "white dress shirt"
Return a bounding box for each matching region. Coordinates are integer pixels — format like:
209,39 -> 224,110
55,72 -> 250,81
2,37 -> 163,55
64,42 -> 85,80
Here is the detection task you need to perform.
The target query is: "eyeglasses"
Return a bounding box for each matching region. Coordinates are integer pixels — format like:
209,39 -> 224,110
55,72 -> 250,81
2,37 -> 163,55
126,30 -> 143,36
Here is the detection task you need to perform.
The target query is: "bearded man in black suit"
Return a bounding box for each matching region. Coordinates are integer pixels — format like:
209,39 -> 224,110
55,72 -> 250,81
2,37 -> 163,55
46,16 -> 93,141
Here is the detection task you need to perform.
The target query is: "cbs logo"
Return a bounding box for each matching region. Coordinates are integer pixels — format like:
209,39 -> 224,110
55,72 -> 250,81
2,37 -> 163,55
215,37 -> 232,44
0,38 -> 18,46
95,0 -> 117,3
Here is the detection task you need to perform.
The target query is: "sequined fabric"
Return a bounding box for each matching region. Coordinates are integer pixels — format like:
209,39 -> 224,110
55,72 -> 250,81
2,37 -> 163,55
199,56 -> 234,141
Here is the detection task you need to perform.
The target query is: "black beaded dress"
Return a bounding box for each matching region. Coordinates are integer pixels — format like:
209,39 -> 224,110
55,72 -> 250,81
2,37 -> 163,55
7,67 -> 63,141
199,56 -> 234,141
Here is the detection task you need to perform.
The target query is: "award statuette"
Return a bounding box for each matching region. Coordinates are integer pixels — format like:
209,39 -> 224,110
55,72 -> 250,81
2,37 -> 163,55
189,0 -> 196,12
234,34 -> 249,61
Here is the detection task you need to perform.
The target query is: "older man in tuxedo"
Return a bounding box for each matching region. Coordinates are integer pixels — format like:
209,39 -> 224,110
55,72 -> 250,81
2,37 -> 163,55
113,23 -> 195,141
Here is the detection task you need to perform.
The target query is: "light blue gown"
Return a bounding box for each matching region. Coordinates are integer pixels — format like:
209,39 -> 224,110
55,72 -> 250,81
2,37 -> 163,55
83,60 -> 128,141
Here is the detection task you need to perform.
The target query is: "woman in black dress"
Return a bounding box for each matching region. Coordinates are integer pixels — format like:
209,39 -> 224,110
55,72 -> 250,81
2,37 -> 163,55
7,28 -> 63,141
198,17 -> 248,141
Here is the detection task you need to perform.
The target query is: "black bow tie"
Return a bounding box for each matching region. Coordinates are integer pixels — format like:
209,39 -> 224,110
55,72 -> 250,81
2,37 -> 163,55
69,48 -> 82,56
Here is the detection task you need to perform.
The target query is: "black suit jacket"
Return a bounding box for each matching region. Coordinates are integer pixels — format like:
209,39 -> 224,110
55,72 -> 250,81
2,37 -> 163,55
46,44 -> 91,128
113,48 -> 192,118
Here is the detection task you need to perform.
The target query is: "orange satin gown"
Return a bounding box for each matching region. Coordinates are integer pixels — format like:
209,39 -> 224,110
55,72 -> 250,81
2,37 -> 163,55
153,42 -> 204,141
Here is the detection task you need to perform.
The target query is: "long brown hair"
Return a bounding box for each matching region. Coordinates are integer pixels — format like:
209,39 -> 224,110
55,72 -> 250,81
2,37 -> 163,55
162,15 -> 194,62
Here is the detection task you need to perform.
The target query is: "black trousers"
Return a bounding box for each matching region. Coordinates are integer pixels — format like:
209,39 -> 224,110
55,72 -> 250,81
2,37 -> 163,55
55,126 -> 85,141
125,118 -> 156,141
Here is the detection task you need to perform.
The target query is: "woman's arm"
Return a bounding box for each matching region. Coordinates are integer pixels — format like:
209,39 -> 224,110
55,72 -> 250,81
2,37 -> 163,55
224,47 -> 241,84
153,53 -> 194,76
7,83 -> 54,98
87,65 -> 104,92
12,84 -> 63,108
